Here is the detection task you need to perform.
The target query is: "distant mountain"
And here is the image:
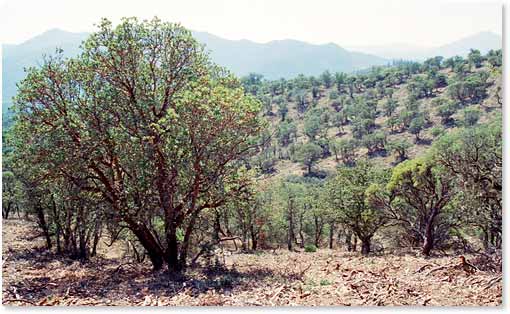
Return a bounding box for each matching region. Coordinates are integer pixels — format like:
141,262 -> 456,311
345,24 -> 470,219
431,31 -> 501,58
348,31 -> 502,61
2,29 -> 89,113
191,31 -> 388,79
347,43 -> 428,60
2,29 -> 387,113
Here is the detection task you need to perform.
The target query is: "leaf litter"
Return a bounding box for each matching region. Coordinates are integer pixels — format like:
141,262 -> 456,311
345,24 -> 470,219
2,219 -> 501,306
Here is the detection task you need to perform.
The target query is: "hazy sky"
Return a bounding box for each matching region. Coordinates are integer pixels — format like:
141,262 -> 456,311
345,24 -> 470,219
0,0 -> 502,47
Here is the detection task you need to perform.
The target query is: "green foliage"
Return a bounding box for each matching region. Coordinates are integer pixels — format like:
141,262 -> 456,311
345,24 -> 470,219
362,131 -> 386,155
430,126 -> 445,138
383,99 -> 398,117
293,142 -> 323,175
277,120 -> 297,146
461,107 -> 481,127
409,116 -> 426,141
387,139 -> 412,162
304,244 -> 317,252
324,161 -> 389,255
436,100 -> 457,125
320,279 -> 332,286
432,118 -> 502,249
321,70 -> 333,88
468,49 -> 483,68
387,156 -> 454,255
330,138 -> 357,165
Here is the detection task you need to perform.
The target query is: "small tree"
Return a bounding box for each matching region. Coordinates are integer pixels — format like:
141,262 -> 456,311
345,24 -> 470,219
321,70 -> 333,88
437,101 -> 457,125
277,100 -> 288,121
468,49 -> 483,69
462,107 -> 481,127
383,99 -> 398,117
409,116 -> 425,142
324,161 -> 388,255
387,139 -> 412,162
387,157 -> 453,256
330,138 -> 357,165
293,142 -> 323,175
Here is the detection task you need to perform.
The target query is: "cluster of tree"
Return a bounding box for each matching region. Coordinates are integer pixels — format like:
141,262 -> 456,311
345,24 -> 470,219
242,48 -> 500,176
229,117 -> 501,256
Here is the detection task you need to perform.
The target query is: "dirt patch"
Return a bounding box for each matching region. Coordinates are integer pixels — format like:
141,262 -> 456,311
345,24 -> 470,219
2,219 -> 502,306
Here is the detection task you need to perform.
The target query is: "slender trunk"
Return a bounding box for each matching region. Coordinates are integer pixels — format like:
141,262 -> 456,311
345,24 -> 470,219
345,231 -> 352,252
51,196 -> 61,254
287,201 -> 294,251
298,212 -> 305,248
91,226 -> 101,257
251,235 -> 258,251
165,224 -> 180,271
2,202 -> 12,219
250,224 -> 258,251
361,237 -> 371,256
64,204 -> 72,252
422,208 -> 439,256
35,204 -> 52,250
482,229 -> 490,251
329,222 -> 335,249
178,211 -> 200,270
77,206 -> 88,260
314,216 -> 322,248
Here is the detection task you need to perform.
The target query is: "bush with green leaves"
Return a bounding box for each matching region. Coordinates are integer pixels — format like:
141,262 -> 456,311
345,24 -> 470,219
293,142 -> 323,175
304,244 -> 317,252
323,161 -> 389,255
462,107 -> 481,127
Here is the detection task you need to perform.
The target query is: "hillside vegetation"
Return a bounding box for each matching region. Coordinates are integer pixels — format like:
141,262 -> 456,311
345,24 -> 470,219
245,51 -> 502,179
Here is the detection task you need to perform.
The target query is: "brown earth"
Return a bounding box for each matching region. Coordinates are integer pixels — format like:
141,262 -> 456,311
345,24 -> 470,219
2,218 -> 502,306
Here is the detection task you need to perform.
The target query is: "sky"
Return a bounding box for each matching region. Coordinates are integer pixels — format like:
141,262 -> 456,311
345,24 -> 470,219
0,0 -> 503,47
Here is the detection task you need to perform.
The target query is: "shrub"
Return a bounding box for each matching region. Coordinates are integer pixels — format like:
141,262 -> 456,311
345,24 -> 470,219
320,279 -> 332,286
304,244 -> 317,252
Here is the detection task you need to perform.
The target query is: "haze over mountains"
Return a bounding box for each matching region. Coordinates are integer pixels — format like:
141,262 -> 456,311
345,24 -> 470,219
347,31 -> 501,60
1,29 -> 501,113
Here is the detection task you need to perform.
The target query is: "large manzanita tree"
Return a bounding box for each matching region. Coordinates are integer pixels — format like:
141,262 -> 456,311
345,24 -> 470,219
12,17 -> 263,271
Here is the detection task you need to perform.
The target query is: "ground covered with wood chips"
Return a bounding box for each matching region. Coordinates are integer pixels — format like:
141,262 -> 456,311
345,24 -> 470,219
2,218 -> 502,306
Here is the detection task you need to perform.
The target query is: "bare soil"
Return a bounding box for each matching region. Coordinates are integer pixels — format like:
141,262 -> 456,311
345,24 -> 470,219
2,218 -> 502,306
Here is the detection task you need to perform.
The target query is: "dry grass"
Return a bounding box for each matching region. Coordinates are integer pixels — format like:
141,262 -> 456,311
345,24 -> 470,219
2,218 -> 502,306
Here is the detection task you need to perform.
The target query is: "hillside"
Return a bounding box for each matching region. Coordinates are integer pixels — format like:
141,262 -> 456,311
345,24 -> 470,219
245,51 -> 502,180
